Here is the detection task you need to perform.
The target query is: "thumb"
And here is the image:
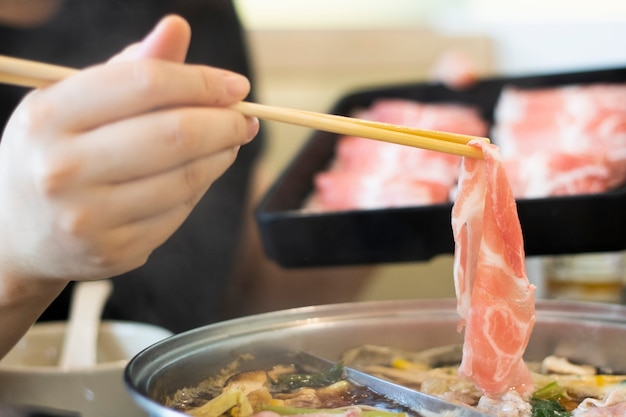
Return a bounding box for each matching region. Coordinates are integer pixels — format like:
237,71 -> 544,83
109,15 -> 191,63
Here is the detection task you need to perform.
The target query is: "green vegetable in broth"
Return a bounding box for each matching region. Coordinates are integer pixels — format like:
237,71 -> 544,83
530,399 -> 571,417
272,363 -> 344,391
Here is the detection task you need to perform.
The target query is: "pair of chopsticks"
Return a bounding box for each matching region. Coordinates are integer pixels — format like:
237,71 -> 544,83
0,54 -> 485,159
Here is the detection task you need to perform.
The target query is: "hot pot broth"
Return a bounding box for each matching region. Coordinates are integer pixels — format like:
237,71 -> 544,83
338,345 -> 626,413
125,300 -> 626,417
166,355 -> 420,417
165,344 -> 626,417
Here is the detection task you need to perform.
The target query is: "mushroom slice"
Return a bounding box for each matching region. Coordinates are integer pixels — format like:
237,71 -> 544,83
341,344 -> 463,368
541,356 -> 596,376
224,370 -> 271,395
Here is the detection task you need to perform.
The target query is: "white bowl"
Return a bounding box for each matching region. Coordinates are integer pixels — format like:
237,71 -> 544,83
0,321 -> 172,417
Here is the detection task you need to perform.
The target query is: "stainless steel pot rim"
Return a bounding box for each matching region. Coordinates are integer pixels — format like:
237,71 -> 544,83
124,298 -> 626,417
131,298 -> 626,353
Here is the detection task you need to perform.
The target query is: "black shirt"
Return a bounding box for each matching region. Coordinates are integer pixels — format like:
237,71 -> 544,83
0,0 -> 264,333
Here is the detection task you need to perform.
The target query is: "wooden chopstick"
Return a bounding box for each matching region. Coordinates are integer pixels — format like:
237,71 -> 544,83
232,102 -> 484,158
0,55 -> 76,87
0,54 -> 485,159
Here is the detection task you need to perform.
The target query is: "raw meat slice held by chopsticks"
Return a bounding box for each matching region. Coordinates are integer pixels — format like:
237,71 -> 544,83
452,140 -> 536,398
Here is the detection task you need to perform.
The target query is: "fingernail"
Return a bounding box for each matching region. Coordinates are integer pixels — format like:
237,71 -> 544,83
223,72 -> 250,97
247,117 -> 260,141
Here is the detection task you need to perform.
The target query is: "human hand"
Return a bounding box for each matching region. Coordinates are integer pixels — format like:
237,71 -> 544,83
0,15 -> 259,284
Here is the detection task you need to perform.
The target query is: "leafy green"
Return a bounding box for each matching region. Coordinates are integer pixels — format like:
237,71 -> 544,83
272,363 -> 345,391
531,382 -> 572,417
530,399 -> 571,417
532,381 -> 567,401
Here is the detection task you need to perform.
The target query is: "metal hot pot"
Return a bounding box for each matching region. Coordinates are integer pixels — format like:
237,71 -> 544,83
124,298 -> 626,416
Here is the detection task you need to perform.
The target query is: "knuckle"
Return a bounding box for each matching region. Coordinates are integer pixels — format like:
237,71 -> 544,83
16,95 -> 58,136
225,145 -> 241,163
87,235 -> 150,274
84,237 -> 146,273
91,252 -> 147,273
183,192 -> 203,211
198,69 -> 225,105
131,61 -> 165,96
57,205 -> 94,238
182,161 -> 206,196
231,114 -> 248,142
34,153 -> 81,196
86,252 -> 117,272
165,111 -> 199,153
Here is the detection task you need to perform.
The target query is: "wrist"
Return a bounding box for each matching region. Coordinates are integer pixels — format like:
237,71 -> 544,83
0,270 -> 68,358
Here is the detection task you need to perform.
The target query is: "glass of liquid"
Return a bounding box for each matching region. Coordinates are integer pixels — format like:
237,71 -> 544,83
543,252 -> 625,304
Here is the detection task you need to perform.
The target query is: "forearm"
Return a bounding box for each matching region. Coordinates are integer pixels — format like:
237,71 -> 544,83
0,271 -> 67,358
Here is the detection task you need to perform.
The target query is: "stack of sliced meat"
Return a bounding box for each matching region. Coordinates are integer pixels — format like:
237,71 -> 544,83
494,83 -> 626,198
306,99 -> 489,211
307,82 -> 626,212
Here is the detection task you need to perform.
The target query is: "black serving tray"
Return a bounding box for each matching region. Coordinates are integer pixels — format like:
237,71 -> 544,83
255,66 -> 626,267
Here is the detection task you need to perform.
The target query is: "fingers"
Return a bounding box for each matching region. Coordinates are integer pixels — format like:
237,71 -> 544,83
109,15 -> 191,63
27,106 -> 259,244
22,147 -> 235,280
0,15 -> 260,283
138,15 -> 191,62
105,148 -> 237,224
59,146 -> 238,235
32,60 -> 251,133
71,106 -> 258,182
84,198 -> 202,277
24,14 -> 250,141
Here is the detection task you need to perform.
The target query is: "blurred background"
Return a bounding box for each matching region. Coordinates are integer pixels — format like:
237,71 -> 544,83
233,0 -> 626,302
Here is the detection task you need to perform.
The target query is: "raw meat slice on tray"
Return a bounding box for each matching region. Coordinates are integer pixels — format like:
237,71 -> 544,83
306,99 -> 489,211
494,83 -> 626,198
503,152 -> 611,198
452,139 -> 536,398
